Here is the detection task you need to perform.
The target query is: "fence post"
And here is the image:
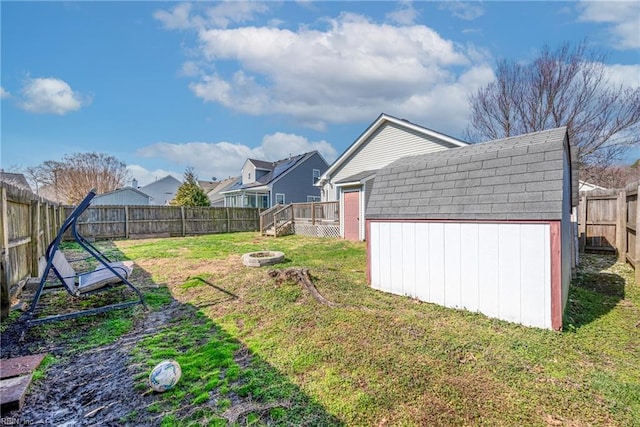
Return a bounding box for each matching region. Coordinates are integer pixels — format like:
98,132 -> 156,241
181,206 -> 186,237
30,200 -> 41,277
1,185 -> 10,319
226,208 -> 231,233
578,194 -> 587,252
124,206 -> 130,239
312,202 -> 316,226
635,183 -> 640,285
616,190 -> 626,263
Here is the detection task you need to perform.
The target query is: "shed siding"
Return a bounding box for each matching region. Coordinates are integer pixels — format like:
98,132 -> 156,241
324,123 -> 456,201
369,221 -> 552,329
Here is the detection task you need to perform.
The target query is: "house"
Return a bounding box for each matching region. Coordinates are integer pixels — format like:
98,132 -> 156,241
206,176 -> 241,207
579,180 -> 606,192
0,171 -> 31,191
140,175 -> 182,206
222,151 -> 328,208
316,113 -> 468,240
366,127 -> 577,330
91,187 -> 152,205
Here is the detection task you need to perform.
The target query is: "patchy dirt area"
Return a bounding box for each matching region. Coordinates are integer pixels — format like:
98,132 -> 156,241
1,301 -> 189,426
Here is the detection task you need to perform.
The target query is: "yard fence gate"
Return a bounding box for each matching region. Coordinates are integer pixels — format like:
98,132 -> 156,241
578,180 -> 640,284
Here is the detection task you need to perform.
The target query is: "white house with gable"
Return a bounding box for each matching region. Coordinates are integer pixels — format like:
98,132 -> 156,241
316,113 -> 468,241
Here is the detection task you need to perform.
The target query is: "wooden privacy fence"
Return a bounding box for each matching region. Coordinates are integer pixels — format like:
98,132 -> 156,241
1,185 -> 261,318
70,205 -> 260,240
1,182 -> 64,318
578,181 -> 640,284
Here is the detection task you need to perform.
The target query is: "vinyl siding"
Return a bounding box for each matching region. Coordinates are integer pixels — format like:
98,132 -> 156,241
271,152 -> 328,205
324,123 -> 457,201
92,189 -> 150,206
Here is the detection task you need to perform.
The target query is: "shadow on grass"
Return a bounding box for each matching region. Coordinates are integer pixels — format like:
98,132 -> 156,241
1,240 -> 344,426
564,254 -> 625,330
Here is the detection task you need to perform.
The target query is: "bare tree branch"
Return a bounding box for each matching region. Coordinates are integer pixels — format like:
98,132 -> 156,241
466,41 -> 640,171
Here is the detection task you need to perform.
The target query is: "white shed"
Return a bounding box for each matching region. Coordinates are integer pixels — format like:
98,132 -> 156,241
366,128 -> 577,330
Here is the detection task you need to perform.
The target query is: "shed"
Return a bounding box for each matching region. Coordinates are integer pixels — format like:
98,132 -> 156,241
366,127 -> 577,330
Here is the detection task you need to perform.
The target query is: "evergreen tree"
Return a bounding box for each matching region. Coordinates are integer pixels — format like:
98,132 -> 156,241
172,167 -> 210,207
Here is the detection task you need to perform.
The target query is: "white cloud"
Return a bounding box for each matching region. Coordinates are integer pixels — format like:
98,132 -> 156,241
0,87 -> 10,99
439,2 -> 485,21
386,1 -> 419,25
19,77 -> 89,115
605,64 -> 640,88
135,133 -> 337,184
157,7 -> 492,135
127,165 -> 183,187
154,1 -> 268,30
578,1 -> 640,49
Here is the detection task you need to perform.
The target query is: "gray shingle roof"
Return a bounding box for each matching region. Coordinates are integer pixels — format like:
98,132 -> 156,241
367,127 -> 572,221
335,170 -> 377,184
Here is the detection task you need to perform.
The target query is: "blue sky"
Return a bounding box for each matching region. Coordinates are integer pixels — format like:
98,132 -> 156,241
2,1 -> 639,186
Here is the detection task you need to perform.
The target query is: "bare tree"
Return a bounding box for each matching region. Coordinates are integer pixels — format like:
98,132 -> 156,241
466,42 -> 640,174
27,152 -> 130,204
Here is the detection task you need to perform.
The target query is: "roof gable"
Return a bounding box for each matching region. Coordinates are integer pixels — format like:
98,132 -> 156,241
367,127 -> 571,221
140,175 -> 182,191
320,113 -> 468,182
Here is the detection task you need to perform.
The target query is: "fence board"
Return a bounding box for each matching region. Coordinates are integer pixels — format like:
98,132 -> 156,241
578,181 -> 639,284
1,182 -> 63,318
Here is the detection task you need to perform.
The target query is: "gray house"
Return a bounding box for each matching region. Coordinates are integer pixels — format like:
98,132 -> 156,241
91,187 -> 152,205
366,127 -> 577,330
222,151 -> 328,208
140,175 -> 182,206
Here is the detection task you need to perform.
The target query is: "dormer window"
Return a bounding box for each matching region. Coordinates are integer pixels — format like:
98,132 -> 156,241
248,172 -> 251,180
313,169 -> 320,184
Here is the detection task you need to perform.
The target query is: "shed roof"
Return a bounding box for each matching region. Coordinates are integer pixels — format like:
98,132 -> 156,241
367,127 -> 574,221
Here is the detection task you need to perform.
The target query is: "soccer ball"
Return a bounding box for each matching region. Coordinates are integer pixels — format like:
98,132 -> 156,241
148,360 -> 182,392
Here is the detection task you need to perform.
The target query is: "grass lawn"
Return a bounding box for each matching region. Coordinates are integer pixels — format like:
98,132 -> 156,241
11,232 -> 640,425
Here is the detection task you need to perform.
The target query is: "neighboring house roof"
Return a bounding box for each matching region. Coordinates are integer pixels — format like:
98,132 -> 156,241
319,113 -> 468,184
248,159 -> 274,170
224,151 -> 324,193
95,186 -> 152,198
335,170 -> 377,185
579,180 -> 606,192
0,172 -> 31,190
198,180 -> 220,193
367,127 -> 574,221
207,176 -> 241,199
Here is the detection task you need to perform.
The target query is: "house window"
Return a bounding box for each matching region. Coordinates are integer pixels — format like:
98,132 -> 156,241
307,196 -> 320,202
275,193 -> 285,204
248,172 -> 251,181
313,169 -> 320,184
260,195 -> 269,208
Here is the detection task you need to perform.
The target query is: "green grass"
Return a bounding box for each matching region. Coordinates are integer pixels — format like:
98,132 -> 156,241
9,232 -> 639,426
115,233 -> 640,426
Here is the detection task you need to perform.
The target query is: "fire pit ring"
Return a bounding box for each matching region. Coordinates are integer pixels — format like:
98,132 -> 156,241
242,251 -> 285,267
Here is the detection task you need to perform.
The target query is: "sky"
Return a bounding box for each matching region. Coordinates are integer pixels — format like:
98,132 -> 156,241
1,1 -> 639,187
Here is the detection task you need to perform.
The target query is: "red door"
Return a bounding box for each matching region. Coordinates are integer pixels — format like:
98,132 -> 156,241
343,191 -> 360,241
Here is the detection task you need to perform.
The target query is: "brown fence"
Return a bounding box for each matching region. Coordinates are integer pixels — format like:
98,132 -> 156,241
578,181 -> 640,284
1,182 -> 64,318
69,205 -> 260,240
1,185 -> 261,318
